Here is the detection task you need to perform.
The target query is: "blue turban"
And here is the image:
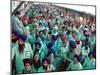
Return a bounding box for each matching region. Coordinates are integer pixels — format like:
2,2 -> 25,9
67,30 -> 71,35
69,40 -> 77,48
57,33 -> 62,38
36,34 -> 42,39
47,42 -> 55,49
52,35 -> 57,41
12,29 -> 20,37
35,42 -> 41,47
19,34 -> 27,41
43,57 -> 51,64
47,49 -> 56,56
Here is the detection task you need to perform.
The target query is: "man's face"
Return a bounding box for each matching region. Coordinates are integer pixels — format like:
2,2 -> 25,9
43,29 -> 47,34
12,33 -> 18,42
36,45 -> 40,49
18,39 -> 24,45
89,54 -> 93,59
25,63 -> 32,72
72,32 -> 76,37
70,47 -> 75,51
43,61 -> 48,67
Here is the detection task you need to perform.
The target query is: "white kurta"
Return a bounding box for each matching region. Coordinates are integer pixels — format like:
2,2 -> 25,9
12,15 -> 24,33
12,43 -> 33,73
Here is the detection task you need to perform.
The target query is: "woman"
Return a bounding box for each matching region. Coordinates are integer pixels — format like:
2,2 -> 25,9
38,58 -> 55,72
32,50 -> 41,72
34,42 -> 45,62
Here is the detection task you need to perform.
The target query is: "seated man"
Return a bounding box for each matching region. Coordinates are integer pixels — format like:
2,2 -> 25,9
83,52 -> 96,70
66,55 -> 83,71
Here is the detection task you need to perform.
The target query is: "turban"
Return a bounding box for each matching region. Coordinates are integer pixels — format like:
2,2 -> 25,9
19,34 -> 27,41
69,40 -> 77,48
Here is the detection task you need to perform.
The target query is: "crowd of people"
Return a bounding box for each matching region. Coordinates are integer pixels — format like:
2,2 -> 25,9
11,2 -> 96,74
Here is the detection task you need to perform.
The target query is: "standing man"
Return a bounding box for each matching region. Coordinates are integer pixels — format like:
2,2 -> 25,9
12,11 -> 24,33
12,34 -> 33,74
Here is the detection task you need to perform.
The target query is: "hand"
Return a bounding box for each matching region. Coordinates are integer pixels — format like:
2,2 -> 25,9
47,65 -> 51,72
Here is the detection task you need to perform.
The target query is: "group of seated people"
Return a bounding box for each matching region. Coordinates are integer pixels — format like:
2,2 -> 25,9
11,3 -> 96,74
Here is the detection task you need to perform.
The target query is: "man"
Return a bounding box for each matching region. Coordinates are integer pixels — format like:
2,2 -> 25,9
89,30 -> 96,52
66,40 -> 79,60
81,29 -> 89,47
12,11 -> 24,33
47,48 -> 56,64
11,29 -> 20,49
12,34 -> 33,74
39,16 -> 48,28
83,52 -> 96,70
11,29 -> 20,75
66,55 -> 83,71
23,59 -> 33,74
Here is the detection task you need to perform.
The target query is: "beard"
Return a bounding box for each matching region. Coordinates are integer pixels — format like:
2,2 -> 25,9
12,38 -> 17,43
43,65 -> 48,70
18,43 -> 25,53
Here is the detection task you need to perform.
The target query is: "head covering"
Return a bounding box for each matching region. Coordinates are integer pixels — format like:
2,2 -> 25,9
19,34 -> 27,41
41,35 -> 46,41
23,58 -> 32,66
12,29 -> 20,37
36,16 -> 40,19
67,30 -> 71,35
75,38 -> 80,44
43,57 -> 51,64
47,42 -> 55,49
88,52 -> 93,57
47,49 -> 56,56
35,42 -> 41,47
52,35 -> 57,41
91,30 -> 96,34
69,40 -> 77,48
34,19 -> 37,22
36,34 -> 42,39
61,36 -> 67,43
54,25 -> 58,30
72,30 -> 76,34
57,33 -> 63,38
